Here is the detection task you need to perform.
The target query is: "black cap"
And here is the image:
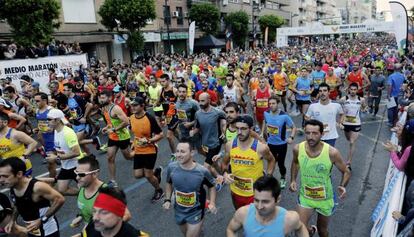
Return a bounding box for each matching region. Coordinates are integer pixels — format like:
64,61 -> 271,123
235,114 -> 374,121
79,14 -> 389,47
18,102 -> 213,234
131,96 -> 145,106
235,115 -> 254,128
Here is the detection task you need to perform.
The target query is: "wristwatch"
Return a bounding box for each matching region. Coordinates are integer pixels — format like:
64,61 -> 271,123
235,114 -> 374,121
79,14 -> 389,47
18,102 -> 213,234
41,215 -> 49,223
289,136 -> 294,140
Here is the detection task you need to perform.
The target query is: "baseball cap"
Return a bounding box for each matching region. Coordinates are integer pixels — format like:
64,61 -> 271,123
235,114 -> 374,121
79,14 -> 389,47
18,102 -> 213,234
130,96 -> 145,106
235,115 -> 254,128
31,81 -> 40,89
20,75 -> 32,83
47,109 -> 69,125
56,72 -> 64,78
0,98 -> 11,109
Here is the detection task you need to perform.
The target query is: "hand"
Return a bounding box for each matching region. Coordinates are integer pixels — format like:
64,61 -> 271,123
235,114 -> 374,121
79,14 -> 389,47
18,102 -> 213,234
46,153 -> 58,162
32,128 -> 40,134
287,137 -> 293,144
219,133 -> 225,141
183,122 -> 193,129
70,216 -> 82,228
208,203 -> 218,214
212,154 -> 221,162
189,129 -> 195,137
102,127 -> 109,134
337,186 -> 347,200
26,219 -> 41,232
392,211 -> 403,221
289,181 -> 297,192
79,118 -> 87,124
162,201 -> 171,210
223,173 -> 234,184
383,141 -> 398,152
4,220 -> 15,234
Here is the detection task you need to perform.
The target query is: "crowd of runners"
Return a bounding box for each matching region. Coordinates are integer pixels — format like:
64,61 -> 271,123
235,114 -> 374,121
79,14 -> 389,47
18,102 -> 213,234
0,34 -> 412,237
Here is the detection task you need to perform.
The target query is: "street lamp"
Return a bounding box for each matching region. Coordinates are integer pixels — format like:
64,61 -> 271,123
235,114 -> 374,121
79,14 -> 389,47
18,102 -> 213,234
251,1 -> 261,49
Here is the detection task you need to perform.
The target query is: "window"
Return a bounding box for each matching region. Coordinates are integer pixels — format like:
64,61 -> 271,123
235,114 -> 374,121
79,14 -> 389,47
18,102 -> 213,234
272,3 -> 280,9
266,1 -> 272,8
229,0 -> 239,3
176,7 -> 183,25
163,5 -> 171,25
62,0 -> 96,23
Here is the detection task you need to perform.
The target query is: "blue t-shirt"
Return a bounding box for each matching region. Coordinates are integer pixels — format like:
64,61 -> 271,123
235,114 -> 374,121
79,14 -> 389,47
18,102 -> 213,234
387,72 -> 405,97
295,77 -> 312,101
311,70 -> 326,89
264,111 -> 294,145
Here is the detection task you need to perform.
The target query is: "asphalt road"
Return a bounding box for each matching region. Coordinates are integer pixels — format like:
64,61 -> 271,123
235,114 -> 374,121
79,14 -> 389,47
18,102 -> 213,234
11,100 -> 392,237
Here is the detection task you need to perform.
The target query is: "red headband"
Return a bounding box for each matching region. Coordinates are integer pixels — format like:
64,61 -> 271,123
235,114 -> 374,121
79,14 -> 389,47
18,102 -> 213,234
94,193 -> 126,217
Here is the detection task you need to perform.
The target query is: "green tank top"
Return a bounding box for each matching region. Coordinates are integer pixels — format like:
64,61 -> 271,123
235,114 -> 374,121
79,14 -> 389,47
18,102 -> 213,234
148,85 -> 163,112
298,141 -> 333,200
77,183 -> 107,223
226,127 -> 237,142
104,105 -> 131,141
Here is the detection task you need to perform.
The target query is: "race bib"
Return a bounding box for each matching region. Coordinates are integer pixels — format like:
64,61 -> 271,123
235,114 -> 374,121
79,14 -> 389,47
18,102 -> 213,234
134,137 -> 146,147
70,109 -> 78,119
256,99 -> 268,108
267,124 -> 279,135
38,120 -> 49,133
166,116 -> 173,124
345,115 -> 357,123
275,90 -> 283,96
304,185 -> 326,200
177,109 -> 187,120
175,191 -> 196,207
315,79 -> 323,85
233,176 -> 253,193
201,145 -> 209,153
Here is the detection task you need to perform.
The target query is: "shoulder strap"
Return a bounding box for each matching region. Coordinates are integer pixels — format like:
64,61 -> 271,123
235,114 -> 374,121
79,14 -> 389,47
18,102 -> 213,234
251,139 -> 258,151
232,138 -> 238,148
5,128 -> 12,139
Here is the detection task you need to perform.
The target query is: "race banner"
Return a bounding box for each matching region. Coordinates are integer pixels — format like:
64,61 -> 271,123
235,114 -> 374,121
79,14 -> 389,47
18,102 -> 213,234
189,21 -> 196,55
389,1 -> 409,55
0,54 -> 88,93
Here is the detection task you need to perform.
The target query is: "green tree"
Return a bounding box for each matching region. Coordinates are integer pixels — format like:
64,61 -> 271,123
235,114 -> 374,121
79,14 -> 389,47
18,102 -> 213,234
189,3 -> 220,35
98,0 -> 156,52
410,6 -> 414,23
0,0 -> 60,47
225,11 -> 249,48
258,14 -> 285,43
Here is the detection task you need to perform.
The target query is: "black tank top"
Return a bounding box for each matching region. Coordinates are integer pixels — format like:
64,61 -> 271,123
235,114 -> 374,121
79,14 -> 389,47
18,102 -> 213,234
160,88 -> 176,104
10,179 -> 51,221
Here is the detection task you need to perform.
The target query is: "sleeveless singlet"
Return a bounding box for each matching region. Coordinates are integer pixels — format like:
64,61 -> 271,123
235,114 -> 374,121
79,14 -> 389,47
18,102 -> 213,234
114,95 -> 129,116
226,127 -> 237,142
255,87 -> 271,114
160,87 -> 177,119
273,73 -> 286,94
10,179 -> 59,236
295,77 -> 311,101
0,128 -> 32,174
348,71 -> 363,93
103,105 -> 131,141
36,107 -> 55,152
230,139 -> 263,197
223,86 -> 238,105
244,204 -> 286,237
77,183 -> 106,223
148,85 -> 163,112
298,141 -> 333,200
342,96 -> 362,126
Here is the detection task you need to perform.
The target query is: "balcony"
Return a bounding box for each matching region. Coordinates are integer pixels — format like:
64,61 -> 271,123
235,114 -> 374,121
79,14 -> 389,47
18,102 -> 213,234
274,0 -> 289,7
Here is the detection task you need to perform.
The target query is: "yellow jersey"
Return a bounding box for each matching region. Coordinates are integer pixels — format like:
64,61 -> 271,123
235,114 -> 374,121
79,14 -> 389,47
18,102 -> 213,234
230,139 -> 263,197
0,128 -> 32,174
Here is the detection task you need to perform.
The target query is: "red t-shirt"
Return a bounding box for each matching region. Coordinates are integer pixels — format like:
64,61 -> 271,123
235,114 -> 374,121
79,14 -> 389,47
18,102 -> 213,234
195,90 -> 218,105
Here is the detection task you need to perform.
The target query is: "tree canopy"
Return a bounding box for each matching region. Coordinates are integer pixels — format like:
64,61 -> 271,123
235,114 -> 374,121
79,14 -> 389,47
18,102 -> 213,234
0,0 -> 61,47
98,0 -> 156,52
258,14 -> 285,42
189,3 -> 220,35
225,11 -> 249,48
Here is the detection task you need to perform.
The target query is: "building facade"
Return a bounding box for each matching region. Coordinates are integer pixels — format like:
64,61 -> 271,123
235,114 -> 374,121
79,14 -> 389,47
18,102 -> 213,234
287,0 -> 340,27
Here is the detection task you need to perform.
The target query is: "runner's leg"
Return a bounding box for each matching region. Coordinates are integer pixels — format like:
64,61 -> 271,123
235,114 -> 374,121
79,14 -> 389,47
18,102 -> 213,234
316,213 -> 330,237
297,205 -> 315,233
184,221 -> 204,237
107,146 -> 118,181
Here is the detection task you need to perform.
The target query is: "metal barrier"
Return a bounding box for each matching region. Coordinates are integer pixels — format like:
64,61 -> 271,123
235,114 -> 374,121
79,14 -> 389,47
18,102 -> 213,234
371,111 -> 408,237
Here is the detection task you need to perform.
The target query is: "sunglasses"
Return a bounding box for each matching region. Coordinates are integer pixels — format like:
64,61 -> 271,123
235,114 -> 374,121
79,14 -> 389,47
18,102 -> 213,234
74,169 -> 99,177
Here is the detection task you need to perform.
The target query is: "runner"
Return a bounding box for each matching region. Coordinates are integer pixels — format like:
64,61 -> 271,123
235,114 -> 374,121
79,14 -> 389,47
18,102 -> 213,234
262,95 -> 296,189
310,62 -> 326,100
159,73 -> 178,154
98,90 -> 132,187
325,67 -> 341,101
113,85 -> 131,116
129,96 -> 164,203
305,83 -> 344,147
0,111 -> 37,177
147,76 -> 163,126
345,61 -> 370,97
339,83 -> 367,170
226,176 -> 308,237
273,62 -> 289,112
163,139 -> 217,237
289,119 -> 351,237
368,67 -> 386,118
292,68 -> 313,133
81,187 -> 149,237
251,77 -> 272,133
222,74 -> 241,106
195,79 -> 219,107
221,115 -> 276,209
0,157 -> 65,237
46,108 -> 83,196
0,192 -> 27,236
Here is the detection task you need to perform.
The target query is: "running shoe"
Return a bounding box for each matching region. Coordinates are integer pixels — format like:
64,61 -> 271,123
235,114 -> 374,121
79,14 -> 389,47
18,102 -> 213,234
280,178 -> 286,189
107,180 -> 118,188
99,143 -> 108,152
151,188 -> 165,203
92,136 -> 102,150
154,166 -> 163,184
310,225 -> 318,237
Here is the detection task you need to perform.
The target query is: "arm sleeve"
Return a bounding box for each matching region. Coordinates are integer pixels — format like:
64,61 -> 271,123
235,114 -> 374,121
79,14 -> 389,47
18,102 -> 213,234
390,146 -> 412,171
65,128 -> 80,148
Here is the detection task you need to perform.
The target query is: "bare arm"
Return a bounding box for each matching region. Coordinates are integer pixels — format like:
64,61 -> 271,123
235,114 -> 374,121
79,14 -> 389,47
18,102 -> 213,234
113,105 -> 130,131
260,143 -> 275,175
286,211 -> 309,237
35,182 -> 65,219
290,145 -> 300,190
8,112 -> 26,130
330,147 -> 351,188
221,141 -> 231,173
14,130 -> 37,156
226,206 -> 248,237
59,142 -> 81,160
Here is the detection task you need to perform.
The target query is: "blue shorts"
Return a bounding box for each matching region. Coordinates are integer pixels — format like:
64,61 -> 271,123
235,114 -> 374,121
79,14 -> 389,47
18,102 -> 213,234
322,139 -> 336,147
174,209 -> 204,225
73,124 -> 87,133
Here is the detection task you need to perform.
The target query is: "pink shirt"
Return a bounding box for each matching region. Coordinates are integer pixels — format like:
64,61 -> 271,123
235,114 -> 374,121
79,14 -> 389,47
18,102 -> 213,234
390,145 -> 412,171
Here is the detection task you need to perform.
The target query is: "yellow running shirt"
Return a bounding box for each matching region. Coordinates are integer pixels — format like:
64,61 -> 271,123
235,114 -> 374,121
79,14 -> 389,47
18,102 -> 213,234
230,139 -> 263,197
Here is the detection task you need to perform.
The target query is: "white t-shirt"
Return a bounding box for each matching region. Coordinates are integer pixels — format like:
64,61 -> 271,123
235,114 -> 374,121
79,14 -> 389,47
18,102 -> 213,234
334,67 -> 345,79
54,126 -> 79,169
306,101 -> 344,140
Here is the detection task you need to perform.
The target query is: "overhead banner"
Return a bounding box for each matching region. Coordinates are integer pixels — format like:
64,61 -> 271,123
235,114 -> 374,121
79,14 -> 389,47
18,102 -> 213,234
389,1 -> 408,54
189,21 -> 196,55
0,54 -> 88,93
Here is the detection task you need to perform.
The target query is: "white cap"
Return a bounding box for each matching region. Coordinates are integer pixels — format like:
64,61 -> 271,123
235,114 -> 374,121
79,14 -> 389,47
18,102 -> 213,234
199,73 -> 207,78
56,72 -> 64,78
47,109 -> 69,125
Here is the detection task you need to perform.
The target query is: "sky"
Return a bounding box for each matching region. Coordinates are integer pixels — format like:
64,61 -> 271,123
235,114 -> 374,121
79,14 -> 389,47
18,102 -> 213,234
377,0 -> 413,12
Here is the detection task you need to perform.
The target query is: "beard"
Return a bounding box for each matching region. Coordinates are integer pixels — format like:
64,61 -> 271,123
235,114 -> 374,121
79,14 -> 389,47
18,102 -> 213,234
200,103 -> 208,109
100,101 -> 110,107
